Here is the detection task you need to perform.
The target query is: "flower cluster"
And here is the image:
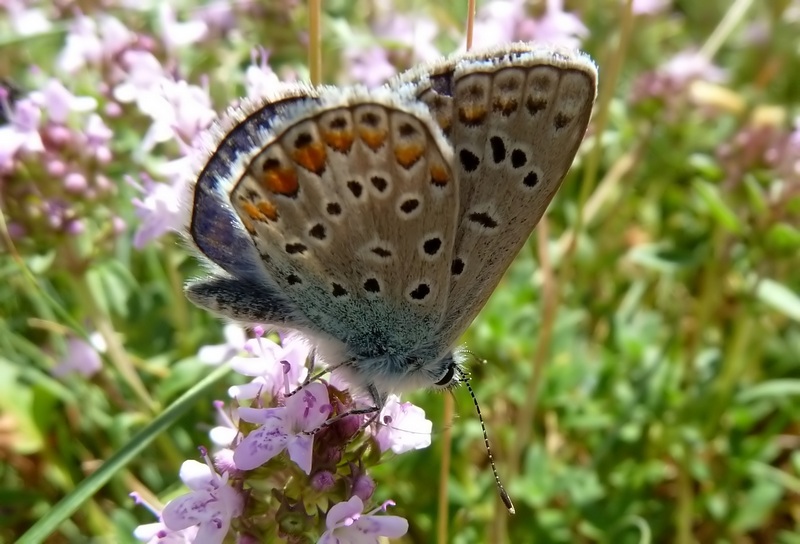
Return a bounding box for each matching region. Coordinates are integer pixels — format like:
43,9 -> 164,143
133,329 -> 430,543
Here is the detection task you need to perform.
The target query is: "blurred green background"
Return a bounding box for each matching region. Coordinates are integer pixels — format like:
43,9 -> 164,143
1,0 -> 799,542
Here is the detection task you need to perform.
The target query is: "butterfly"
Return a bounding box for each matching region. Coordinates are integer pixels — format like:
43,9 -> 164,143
185,41 -> 597,413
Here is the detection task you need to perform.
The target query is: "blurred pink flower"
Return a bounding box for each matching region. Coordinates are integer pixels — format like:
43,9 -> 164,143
518,0 -> 588,49
345,46 -> 397,88
113,51 -> 168,105
471,0 -> 529,47
632,0 -> 671,15
131,175 -> 186,248
84,113 -> 114,161
136,79 -> 215,151
471,0 -> 587,49
4,1 -> 51,36
158,3 -> 208,51
210,400 -> 239,448
58,13 -> 135,73
0,99 -> 44,167
661,49 -> 727,85
30,79 -> 97,124
245,48 -> 281,99
345,12 -> 441,85
199,324 -> 248,365
374,14 -> 441,62
52,333 -> 106,378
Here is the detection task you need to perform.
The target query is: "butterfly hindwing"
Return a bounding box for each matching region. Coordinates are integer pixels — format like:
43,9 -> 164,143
186,87 -> 323,329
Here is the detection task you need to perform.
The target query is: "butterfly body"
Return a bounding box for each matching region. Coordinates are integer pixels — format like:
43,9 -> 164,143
185,43 -> 597,408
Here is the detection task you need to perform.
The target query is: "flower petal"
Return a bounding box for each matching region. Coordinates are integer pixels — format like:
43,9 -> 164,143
233,416 -> 289,470
355,515 -> 409,538
178,460 -> 214,490
286,434 -> 314,474
286,382 -> 330,431
209,425 -> 238,447
326,496 -> 364,530
375,396 -> 432,454
162,490 -> 215,530
238,406 -> 283,424
194,518 -> 230,544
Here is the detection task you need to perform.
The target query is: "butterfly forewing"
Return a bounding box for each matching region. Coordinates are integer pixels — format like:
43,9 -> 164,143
228,88 -> 459,354
395,44 -> 597,347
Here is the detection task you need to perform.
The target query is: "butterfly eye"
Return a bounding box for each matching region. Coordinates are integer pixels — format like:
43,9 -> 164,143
434,363 -> 456,386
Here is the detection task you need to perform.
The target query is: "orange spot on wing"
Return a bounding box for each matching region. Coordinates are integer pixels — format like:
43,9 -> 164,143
458,105 -> 487,124
242,201 -> 263,221
262,161 -> 299,197
292,141 -> 327,174
394,144 -> 424,169
358,127 -> 387,151
492,97 -> 518,115
321,129 -> 354,153
257,200 -> 278,221
430,164 -> 450,187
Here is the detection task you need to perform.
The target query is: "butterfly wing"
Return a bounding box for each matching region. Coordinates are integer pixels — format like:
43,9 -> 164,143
215,87 -> 459,358
393,43 -> 597,346
186,87 -> 325,327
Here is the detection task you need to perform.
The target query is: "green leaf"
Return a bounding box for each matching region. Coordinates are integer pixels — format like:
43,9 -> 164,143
766,222 -> 800,251
752,276 -> 800,322
737,379 -> 800,402
693,179 -> 744,234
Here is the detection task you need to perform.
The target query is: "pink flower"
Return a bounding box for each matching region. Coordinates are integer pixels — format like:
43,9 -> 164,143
0,98 -> 44,167
161,457 -> 243,544
30,79 -> 97,125
209,401 -> 239,447
471,0 -> 529,47
5,1 -> 51,36
130,174 -> 186,248
198,324 -> 248,365
234,382 -> 331,474
158,4 -> 208,51
518,0 -> 588,49
58,13 -> 102,73
228,335 -> 310,399
52,333 -> 106,378
131,492 -> 199,543
136,79 -> 215,151
660,49 -> 727,86
373,15 -> 440,62
344,47 -> 397,88
113,51 -> 168,105
374,395 -> 432,454
245,48 -> 281,99
632,0 -> 671,15
98,15 -> 136,59
317,497 -> 408,544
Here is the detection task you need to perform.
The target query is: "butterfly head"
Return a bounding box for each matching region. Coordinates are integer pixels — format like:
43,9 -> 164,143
330,346 -> 466,408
